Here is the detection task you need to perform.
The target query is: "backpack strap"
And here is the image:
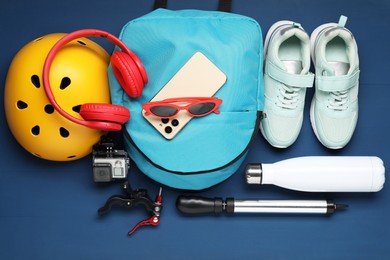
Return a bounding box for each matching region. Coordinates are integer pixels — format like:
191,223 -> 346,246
218,0 -> 232,12
153,0 -> 167,9
153,0 -> 232,12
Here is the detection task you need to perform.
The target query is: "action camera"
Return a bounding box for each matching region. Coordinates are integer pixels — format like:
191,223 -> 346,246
92,137 -> 129,182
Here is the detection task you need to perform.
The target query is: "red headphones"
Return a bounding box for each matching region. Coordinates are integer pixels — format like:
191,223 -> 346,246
43,29 -> 148,131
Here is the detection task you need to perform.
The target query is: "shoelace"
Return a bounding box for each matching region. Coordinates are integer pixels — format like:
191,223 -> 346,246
277,84 -> 300,109
328,90 -> 348,111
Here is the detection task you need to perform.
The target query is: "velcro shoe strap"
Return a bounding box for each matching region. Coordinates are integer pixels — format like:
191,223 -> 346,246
266,60 -> 314,88
316,70 -> 360,92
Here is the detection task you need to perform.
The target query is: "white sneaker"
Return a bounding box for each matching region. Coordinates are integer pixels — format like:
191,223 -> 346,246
261,21 -> 314,148
310,15 -> 360,149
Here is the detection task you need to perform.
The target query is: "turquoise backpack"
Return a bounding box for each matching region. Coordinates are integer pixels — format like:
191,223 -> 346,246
109,3 -> 264,190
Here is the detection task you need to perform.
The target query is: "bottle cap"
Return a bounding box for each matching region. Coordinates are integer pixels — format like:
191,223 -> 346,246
245,164 -> 262,184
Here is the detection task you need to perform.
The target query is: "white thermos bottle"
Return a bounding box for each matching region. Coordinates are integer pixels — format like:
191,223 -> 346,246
245,156 -> 385,192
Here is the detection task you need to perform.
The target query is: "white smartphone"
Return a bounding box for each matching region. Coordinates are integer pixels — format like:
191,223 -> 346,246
142,52 -> 227,139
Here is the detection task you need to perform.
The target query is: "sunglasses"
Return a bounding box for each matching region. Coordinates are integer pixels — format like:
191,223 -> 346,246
142,97 -> 223,118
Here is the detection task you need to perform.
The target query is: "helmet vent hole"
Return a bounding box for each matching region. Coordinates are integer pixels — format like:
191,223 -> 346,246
17,100 -> 28,109
31,75 -> 40,88
34,37 -> 43,42
31,125 -> 40,135
60,77 -> 71,90
67,155 -> 76,159
72,105 -> 82,113
60,127 -> 70,138
44,104 -> 54,114
77,40 -> 86,46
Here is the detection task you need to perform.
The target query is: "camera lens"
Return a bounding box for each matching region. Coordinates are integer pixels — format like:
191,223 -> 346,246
93,166 -> 112,182
171,119 -> 179,127
165,126 -> 172,134
161,118 -> 169,124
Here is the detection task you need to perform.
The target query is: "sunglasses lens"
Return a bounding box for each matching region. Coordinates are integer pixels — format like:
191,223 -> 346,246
150,105 -> 178,117
188,102 -> 216,115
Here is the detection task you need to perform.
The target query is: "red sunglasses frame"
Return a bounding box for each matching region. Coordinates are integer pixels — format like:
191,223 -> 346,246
142,97 -> 223,118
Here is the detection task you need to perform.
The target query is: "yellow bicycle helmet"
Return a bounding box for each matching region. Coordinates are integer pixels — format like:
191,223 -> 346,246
5,33 -> 111,161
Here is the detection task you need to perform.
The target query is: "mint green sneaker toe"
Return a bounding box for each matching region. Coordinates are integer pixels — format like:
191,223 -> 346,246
310,99 -> 358,149
261,109 -> 303,148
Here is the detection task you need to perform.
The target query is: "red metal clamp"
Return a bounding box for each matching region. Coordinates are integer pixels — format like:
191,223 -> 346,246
98,182 -> 163,236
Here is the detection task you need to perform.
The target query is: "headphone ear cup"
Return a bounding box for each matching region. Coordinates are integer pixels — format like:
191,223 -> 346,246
79,103 -> 130,124
111,51 -> 145,98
